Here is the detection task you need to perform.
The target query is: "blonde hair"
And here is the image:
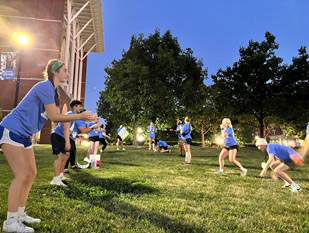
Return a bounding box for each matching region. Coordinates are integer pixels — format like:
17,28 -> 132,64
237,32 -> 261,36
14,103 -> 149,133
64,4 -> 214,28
222,118 -> 232,128
184,117 -> 190,123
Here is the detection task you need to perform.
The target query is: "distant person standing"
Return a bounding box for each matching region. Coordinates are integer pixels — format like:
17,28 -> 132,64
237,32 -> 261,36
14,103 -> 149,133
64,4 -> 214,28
147,122 -> 157,151
116,125 -> 126,151
175,118 -> 184,157
181,117 -> 193,165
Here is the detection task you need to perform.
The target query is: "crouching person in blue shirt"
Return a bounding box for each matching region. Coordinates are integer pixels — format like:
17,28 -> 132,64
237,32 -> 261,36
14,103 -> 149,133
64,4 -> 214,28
0,59 -> 96,233
156,140 -> 170,153
256,138 -> 304,193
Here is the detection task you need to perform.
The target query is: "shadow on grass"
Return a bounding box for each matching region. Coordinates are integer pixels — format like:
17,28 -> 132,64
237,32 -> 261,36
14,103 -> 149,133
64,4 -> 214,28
203,163 -> 261,170
64,172 -> 207,233
106,161 -> 141,167
71,172 -> 157,195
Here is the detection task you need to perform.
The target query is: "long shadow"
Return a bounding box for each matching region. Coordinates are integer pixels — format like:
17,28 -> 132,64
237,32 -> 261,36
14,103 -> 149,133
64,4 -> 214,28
71,172 -> 157,194
64,172 -> 207,233
105,161 -> 141,167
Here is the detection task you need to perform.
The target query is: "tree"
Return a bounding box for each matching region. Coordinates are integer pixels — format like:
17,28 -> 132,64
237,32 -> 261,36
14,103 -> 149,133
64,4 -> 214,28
276,47 -> 309,131
211,32 -> 284,137
97,30 -> 207,144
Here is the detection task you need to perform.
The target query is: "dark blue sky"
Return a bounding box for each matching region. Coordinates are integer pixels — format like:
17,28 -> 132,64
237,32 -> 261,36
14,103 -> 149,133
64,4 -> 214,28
85,0 -> 309,112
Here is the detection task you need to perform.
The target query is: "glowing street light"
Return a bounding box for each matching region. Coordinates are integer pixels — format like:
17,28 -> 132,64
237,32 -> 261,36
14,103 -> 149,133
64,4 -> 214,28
12,32 -> 32,47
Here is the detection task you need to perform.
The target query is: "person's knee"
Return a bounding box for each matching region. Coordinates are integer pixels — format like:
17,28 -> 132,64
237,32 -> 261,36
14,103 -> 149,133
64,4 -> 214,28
229,157 -> 234,163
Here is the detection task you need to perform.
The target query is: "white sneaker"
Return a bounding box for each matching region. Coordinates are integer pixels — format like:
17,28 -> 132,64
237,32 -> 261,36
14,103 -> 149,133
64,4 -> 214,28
60,175 -> 70,181
217,169 -> 224,174
117,148 -> 120,151
122,148 -> 125,151
240,168 -> 247,176
3,220 -> 34,233
290,184 -> 301,193
50,177 -> 67,187
19,213 -> 41,224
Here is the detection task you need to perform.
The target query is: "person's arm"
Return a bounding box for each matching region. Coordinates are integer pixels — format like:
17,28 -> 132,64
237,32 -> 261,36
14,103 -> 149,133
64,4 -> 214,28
62,104 -> 71,151
45,104 -> 96,122
259,154 -> 275,177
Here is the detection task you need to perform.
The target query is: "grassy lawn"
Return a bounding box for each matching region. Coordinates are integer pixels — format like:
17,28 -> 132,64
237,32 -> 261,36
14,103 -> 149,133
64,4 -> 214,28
0,144 -> 309,233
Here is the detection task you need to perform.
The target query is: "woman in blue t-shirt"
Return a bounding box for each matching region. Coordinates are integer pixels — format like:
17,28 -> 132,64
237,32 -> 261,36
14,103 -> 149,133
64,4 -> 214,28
180,117 -> 193,165
147,122 -> 156,151
217,118 -> 247,176
256,138 -> 304,192
0,59 -> 96,233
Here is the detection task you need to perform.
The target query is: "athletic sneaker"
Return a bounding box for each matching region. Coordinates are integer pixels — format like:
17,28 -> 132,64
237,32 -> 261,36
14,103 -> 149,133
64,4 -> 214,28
122,148 -> 126,151
60,175 -> 70,181
117,148 -> 120,151
50,177 -> 67,187
217,169 -> 224,174
3,220 -> 34,233
290,184 -> 301,193
240,168 -> 247,177
19,213 -> 41,224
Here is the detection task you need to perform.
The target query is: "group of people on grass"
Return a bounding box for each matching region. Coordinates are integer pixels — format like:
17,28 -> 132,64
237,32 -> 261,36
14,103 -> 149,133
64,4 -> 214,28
0,59 -> 307,232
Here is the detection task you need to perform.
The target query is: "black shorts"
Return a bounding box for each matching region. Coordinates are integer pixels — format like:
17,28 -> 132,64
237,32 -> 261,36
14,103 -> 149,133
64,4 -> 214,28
51,133 -> 76,156
183,138 -> 192,145
117,135 -> 123,141
89,136 -> 100,142
224,145 -> 239,151
159,146 -> 168,150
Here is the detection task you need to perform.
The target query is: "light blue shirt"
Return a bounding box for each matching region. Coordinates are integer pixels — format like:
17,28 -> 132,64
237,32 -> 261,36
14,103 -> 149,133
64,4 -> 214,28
1,80 -> 55,137
181,123 -> 192,140
87,122 -> 98,137
53,111 -> 75,139
148,126 -> 156,138
223,127 -> 237,147
267,144 -> 296,162
157,140 -> 168,148
306,124 -> 309,136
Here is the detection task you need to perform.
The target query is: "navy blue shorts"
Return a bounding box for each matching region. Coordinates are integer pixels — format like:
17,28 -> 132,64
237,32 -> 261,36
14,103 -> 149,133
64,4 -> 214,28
224,145 -> 239,151
0,125 -> 32,148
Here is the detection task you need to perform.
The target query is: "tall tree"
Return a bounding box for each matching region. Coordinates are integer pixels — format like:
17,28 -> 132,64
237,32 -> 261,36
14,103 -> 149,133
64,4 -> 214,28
211,32 -> 284,137
97,30 -> 207,143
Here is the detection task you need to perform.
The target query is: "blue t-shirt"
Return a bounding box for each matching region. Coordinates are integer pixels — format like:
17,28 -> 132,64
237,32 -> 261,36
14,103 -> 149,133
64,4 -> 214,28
267,144 -> 296,161
306,124 -> 309,136
148,126 -> 156,138
52,112 -> 86,140
223,127 -> 237,147
117,127 -> 121,134
87,122 -> 98,138
98,130 -> 105,139
1,80 -> 55,137
53,111 -> 75,139
157,140 -> 168,148
181,123 -> 192,140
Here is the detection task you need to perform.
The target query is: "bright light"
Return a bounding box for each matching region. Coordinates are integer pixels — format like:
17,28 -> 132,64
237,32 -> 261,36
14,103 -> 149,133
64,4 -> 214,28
137,134 -> 145,143
213,134 -> 224,147
12,32 -> 32,47
137,127 -> 143,134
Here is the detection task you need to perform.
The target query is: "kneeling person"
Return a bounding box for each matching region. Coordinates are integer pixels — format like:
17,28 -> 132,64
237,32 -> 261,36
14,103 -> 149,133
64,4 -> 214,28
157,140 -> 170,153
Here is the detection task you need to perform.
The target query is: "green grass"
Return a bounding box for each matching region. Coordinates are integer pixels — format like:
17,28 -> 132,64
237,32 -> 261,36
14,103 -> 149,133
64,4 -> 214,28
0,145 -> 309,233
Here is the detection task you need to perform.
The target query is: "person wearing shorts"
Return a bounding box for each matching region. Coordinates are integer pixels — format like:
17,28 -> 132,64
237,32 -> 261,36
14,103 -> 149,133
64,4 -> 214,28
147,122 -> 157,151
0,59 -> 96,233
217,118 -> 247,176
180,117 -> 193,165
257,138 -> 304,192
